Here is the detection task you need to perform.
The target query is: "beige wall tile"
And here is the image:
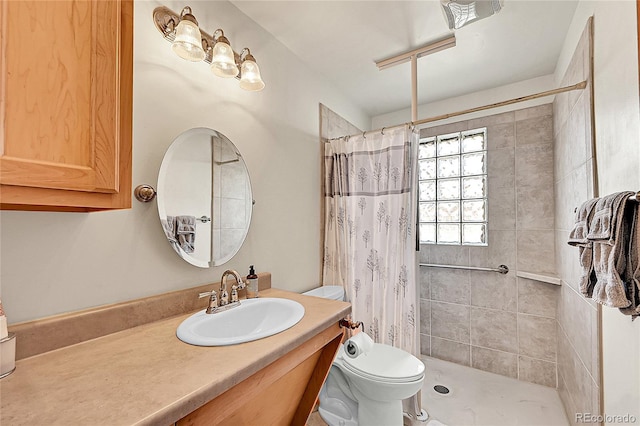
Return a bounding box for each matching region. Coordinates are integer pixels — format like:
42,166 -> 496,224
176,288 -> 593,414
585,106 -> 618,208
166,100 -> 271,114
488,148 -> 515,187
470,273 -> 517,312
514,103 -> 553,122
488,184 -> 516,230
518,355 -> 557,387
557,284 -> 593,374
471,346 -> 517,378
420,333 -> 431,356
515,116 -> 554,147
469,111 -> 514,128
554,121 -> 572,183
420,299 -> 431,335
486,122 -> 516,150
430,269 -> 470,304
567,94 -> 588,170
430,245 -> 470,266
469,230 -> 517,271
516,230 -> 556,275
557,324 -> 594,415
431,301 -> 470,343
518,314 -> 557,361
431,337 -> 471,366
470,307 -> 517,352
515,143 -> 554,189
517,277 -> 559,318
419,266 -> 430,299
420,121 -> 469,138
557,371 -> 577,426
516,183 -> 555,230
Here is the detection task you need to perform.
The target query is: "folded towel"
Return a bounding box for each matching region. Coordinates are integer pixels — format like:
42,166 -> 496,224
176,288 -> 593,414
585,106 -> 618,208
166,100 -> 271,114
590,191 -> 635,309
587,191 -> 634,243
568,198 -> 600,297
568,198 -> 599,246
176,215 -> 196,254
619,204 -> 640,318
161,216 -> 177,244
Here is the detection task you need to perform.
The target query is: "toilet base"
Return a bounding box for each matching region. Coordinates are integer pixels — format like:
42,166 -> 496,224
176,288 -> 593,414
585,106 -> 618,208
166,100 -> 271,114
357,399 -> 403,426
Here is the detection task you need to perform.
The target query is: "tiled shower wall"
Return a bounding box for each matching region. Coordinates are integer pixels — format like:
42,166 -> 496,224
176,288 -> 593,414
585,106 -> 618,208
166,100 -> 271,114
553,19 -> 601,422
419,104 -> 560,387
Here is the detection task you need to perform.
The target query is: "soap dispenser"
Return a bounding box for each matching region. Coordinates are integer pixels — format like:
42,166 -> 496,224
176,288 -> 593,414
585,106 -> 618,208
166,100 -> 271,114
246,265 -> 259,298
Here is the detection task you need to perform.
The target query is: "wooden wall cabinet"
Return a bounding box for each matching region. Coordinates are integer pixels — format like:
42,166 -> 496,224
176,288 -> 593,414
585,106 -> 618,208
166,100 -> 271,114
177,323 -> 344,426
0,0 -> 133,212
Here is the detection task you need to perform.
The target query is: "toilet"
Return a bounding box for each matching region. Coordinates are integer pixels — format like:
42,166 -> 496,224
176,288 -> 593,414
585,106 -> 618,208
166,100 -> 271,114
303,286 -> 426,426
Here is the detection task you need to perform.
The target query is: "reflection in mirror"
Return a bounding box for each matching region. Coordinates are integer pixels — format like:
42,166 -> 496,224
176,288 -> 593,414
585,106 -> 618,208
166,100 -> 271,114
157,128 -> 252,267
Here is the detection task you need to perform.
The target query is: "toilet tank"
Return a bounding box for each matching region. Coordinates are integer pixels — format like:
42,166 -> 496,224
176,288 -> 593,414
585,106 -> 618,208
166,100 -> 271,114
302,286 -> 344,301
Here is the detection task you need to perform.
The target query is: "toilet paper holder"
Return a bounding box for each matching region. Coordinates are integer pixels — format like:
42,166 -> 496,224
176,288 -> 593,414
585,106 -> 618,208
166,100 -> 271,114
339,318 -> 364,332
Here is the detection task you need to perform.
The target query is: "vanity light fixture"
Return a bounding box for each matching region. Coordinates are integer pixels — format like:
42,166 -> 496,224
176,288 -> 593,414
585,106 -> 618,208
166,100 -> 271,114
171,6 -> 206,61
238,49 -> 265,91
153,5 -> 265,91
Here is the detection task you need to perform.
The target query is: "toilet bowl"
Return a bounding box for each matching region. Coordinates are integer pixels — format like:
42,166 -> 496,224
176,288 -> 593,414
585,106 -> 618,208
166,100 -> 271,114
305,286 -> 425,426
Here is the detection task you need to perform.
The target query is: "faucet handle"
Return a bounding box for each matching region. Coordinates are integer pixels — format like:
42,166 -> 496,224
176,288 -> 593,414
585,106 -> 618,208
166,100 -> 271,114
235,278 -> 246,290
231,285 -> 239,303
199,291 -> 215,299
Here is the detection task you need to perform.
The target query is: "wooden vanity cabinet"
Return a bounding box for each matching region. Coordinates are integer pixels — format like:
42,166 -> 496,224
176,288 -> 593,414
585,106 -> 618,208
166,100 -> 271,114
0,0 -> 133,212
177,322 -> 344,426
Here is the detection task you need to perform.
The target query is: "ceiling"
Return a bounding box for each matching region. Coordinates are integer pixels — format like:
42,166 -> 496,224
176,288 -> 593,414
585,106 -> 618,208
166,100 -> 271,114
231,0 -> 579,117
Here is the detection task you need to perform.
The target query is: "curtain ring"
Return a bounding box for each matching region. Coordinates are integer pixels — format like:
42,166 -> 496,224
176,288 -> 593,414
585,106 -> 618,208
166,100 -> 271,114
381,127 -> 386,135
362,131 -> 366,139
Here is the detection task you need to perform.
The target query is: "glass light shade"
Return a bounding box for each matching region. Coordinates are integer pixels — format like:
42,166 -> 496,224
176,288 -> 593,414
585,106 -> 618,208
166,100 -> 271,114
239,60 -> 265,91
210,41 -> 239,78
172,19 -> 205,61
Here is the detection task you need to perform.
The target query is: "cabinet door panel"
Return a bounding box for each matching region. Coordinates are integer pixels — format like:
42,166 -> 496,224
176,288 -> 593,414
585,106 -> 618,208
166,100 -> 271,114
1,0 -> 119,193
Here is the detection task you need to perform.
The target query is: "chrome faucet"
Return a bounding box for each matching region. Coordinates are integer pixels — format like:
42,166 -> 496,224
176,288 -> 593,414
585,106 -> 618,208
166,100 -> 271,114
220,269 -> 245,305
199,270 -> 246,314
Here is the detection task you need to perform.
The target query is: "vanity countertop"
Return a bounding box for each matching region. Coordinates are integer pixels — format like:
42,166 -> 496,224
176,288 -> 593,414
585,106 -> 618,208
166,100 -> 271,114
0,289 -> 351,425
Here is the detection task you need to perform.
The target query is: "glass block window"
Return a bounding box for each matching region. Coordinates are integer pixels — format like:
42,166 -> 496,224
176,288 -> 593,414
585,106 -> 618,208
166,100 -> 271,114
418,128 -> 487,246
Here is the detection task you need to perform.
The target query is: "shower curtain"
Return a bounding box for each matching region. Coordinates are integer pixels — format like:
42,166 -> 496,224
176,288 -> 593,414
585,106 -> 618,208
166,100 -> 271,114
322,125 -> 419,357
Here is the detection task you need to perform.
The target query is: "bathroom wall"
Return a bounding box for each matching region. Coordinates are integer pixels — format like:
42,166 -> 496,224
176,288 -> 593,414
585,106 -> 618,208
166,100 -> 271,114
418,104 -> 559,387
0,0 -> 369,323
552,19 -> 601,423
555,1 -> 640,423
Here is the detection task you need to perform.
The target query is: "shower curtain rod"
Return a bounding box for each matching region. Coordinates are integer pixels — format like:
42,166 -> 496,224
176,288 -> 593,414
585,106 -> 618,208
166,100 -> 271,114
329,80 -> 587,141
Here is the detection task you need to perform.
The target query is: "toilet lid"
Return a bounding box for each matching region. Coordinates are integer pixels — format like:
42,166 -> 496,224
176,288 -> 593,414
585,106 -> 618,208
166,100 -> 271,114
342,344 -> 425,383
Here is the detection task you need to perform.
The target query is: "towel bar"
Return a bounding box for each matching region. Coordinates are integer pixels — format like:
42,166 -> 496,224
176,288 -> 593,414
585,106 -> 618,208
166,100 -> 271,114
419,263 -> 509,274
573,190 -> 639,213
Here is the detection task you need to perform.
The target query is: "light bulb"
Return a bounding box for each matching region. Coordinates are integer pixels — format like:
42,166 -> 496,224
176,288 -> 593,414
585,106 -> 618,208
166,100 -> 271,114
210,37 -> 239,78
171,10 -> 205,61
239,57 -> 265,91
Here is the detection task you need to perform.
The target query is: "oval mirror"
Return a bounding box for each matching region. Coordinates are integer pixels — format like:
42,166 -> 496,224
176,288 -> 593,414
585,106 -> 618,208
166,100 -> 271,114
157,128 -> 252,267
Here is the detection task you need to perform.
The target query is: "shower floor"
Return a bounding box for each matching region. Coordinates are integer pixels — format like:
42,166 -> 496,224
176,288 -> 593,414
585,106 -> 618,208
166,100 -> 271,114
307,356 -> 569,426
421,356 -> 569,426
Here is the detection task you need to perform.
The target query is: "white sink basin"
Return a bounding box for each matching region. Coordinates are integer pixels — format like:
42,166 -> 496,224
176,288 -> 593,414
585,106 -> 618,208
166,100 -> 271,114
176,298 -> 305,346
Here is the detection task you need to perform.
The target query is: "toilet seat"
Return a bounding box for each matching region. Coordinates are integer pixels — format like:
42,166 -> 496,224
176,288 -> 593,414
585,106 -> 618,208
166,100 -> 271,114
342,344 -> 425,383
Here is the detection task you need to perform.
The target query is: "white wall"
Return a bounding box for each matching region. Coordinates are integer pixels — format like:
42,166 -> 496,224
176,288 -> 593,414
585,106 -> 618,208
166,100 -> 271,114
0,0 -> 369,323
556,1 -> 640,422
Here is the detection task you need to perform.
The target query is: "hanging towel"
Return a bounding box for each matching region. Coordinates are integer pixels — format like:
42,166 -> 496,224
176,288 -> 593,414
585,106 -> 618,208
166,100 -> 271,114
176,215 -> 196,254
568,198 -> 599,297
161,216 -> 177,244
620,204 -> 640,318
589,191 -> 635,309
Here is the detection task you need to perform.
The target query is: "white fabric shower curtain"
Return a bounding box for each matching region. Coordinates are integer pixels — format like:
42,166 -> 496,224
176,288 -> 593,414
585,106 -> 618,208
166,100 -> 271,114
322,125 -> 419,357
